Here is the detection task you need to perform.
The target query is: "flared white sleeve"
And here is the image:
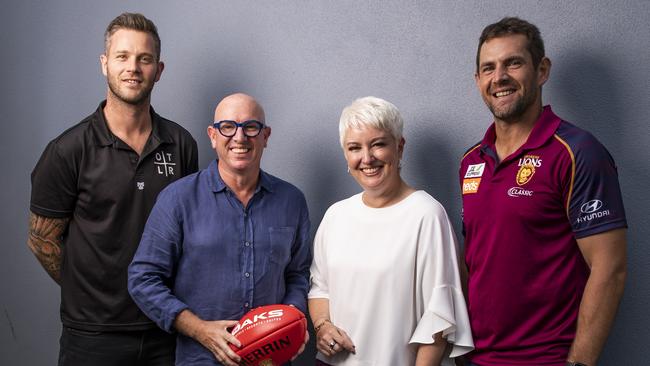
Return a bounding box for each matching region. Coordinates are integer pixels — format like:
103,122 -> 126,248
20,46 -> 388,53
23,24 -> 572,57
408,202 -> 474,357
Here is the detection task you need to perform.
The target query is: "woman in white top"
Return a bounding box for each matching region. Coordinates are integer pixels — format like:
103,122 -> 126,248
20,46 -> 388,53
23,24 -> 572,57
308,97 -> 473,366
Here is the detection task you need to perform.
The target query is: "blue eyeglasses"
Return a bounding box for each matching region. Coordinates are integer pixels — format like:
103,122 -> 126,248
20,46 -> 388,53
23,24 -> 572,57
212,120 -> 266,137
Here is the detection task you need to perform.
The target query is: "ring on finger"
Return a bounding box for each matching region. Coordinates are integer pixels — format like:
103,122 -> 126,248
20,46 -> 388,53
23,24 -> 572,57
329,340 -> 336,349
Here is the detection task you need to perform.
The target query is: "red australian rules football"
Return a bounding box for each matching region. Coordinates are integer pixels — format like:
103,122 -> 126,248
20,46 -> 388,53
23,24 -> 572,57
229,304 -> 307,366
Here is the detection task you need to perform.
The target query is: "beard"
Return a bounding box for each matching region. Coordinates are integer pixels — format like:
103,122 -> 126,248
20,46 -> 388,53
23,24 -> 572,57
485,85 -> 538,123
106,75 -> 154,106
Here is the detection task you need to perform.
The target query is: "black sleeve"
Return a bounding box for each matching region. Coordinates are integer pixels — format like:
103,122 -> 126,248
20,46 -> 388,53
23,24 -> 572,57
30,140 -> 78,218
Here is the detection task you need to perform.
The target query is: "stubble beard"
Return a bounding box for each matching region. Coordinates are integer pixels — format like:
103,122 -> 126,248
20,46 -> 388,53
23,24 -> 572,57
486,87 -> 537,123
107,77 -> 154,107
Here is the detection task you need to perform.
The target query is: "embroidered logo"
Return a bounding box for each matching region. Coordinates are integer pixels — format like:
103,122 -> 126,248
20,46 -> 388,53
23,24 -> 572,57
516,164 -> 535,186
465,163 -> 486,178
154,151 -> 176,177
462,178 -> 481,194
507,187 -> 533,197
136,182 -> 145,190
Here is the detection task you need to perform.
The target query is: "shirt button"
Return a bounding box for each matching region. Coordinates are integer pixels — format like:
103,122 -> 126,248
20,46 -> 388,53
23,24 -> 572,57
244,272 -> 250,278
244,241 -> 250,247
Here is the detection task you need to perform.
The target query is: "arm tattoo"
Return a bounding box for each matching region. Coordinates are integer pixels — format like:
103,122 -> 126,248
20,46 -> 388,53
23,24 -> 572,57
27,212 -> 70,285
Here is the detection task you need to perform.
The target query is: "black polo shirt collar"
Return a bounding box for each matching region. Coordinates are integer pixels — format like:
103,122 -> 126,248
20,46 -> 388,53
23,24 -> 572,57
90,100 -> 175,149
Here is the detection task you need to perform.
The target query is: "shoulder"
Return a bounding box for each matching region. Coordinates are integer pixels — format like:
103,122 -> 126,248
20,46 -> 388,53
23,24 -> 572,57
554,120 -> 613,163
41,112 -> 98,159
158,169 -> 204,199
405,191 -> 449,219
461,141 -> 482,160
155,115 -> 197,144
263,171 -> 307,200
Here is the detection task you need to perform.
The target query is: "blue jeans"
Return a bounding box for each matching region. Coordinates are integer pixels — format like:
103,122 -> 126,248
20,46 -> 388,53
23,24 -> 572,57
58,326 -> 175,366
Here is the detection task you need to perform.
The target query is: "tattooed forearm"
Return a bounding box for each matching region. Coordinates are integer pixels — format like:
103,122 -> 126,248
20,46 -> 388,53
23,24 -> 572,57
27,212 -> 70,285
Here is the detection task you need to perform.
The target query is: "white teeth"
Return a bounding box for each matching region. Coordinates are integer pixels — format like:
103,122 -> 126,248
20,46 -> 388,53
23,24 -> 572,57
361,167 -> 380,174
495,90 -> 514,97
231,147 -> 250,153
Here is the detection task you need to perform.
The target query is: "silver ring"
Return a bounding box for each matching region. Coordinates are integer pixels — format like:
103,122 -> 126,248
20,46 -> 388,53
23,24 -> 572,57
329,341 -> 336,349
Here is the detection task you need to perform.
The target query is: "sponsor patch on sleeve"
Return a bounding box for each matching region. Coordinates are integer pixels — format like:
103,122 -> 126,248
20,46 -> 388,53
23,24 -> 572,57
463,178 -> 481,194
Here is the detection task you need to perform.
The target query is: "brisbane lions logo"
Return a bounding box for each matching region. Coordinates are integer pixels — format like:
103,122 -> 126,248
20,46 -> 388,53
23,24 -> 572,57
516,164 -> 535,186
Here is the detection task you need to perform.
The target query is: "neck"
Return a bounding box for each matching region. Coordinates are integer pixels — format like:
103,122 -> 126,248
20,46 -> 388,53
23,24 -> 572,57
103,94 -> 153,155
493,102 -> 543,162
218,162 -> 260,207
362,179 -> 415,208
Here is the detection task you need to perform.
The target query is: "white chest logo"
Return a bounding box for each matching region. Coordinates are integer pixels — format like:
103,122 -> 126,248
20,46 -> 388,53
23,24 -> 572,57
465,163 -> 485,178
154,151 -> 176,176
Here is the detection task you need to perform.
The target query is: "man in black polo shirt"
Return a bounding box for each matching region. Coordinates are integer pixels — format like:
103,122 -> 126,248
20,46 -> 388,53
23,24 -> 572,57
28,13 -> 198,366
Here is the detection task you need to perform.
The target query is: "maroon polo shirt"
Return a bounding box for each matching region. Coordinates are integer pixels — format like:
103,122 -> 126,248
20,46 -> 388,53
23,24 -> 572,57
460,106 -> 626,365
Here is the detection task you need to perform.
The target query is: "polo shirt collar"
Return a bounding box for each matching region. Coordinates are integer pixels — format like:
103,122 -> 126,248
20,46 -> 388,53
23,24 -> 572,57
480,105 -> 561,156
207,159 -> 275,194
91,100 -> 174,147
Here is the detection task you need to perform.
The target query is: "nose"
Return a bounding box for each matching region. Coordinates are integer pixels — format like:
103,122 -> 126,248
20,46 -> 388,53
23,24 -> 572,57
361,148 -> 374,164
232,124 -> 248,142
494,64 -> 509,83
126,56 -> 140,73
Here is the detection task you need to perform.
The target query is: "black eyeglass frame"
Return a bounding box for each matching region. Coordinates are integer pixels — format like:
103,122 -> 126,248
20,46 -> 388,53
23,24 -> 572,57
212,120 -> 266,137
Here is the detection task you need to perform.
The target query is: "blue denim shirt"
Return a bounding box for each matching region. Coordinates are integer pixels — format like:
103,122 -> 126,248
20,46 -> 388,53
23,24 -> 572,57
128,159 -> 311,365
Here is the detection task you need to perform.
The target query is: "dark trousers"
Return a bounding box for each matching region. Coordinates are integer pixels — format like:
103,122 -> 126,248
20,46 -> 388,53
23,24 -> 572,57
58,326 -> 175,366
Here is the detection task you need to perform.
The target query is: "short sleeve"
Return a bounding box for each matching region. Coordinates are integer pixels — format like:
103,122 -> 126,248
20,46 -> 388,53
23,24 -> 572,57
566,135 -> 627,238
408,202 -> 474,358
30,140 -> 78,218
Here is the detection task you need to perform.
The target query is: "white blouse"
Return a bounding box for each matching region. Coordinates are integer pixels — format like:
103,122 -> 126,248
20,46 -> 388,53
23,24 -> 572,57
309,191 -> 473,365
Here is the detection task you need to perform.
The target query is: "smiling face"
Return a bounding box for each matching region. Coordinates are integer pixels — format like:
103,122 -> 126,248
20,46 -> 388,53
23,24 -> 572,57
343,126 -> 404,195
208,94 -> 270,176
475,34 -> 549,123
100,29 -> 163,106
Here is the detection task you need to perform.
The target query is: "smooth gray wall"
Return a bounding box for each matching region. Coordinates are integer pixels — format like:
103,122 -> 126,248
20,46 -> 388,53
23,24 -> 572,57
2,1 -> 648,365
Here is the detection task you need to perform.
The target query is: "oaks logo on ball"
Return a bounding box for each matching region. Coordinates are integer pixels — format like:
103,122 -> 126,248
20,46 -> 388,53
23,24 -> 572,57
231,309 -> 284,336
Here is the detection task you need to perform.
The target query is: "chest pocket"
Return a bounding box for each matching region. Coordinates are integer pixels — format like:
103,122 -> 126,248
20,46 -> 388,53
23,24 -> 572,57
268,226 -> 295,268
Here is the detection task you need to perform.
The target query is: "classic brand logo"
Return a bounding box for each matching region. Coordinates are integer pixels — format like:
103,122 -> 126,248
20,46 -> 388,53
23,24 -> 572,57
508,187 -> 534,197
154,151 -> 176,177
580,199 -> 603,213
465,163 -> 486,178
231,309 -> 284,336
462,178 -> 481,194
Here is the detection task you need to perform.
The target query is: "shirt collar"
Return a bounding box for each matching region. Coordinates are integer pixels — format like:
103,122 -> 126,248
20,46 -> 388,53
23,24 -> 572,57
207,159 -> 275,194
480,105 -> 561,155
91,100 -> 174,147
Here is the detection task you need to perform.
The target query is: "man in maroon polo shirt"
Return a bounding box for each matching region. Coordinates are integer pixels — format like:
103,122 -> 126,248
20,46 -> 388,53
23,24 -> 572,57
460,17 -> 627,366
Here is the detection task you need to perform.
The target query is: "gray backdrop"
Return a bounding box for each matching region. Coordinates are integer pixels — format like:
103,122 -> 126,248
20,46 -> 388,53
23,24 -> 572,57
2,1 -> 648,365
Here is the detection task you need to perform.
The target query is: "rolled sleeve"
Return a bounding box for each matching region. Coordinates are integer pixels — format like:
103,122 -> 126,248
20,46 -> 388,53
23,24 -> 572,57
128,186 -> 189,332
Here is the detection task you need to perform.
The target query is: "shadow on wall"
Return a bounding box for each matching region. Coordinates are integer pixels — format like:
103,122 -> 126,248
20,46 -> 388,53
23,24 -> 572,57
552,50 -> 649,363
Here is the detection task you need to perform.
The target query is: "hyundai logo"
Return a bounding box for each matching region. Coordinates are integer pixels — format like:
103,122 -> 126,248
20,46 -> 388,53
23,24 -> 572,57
580,199 -> 603,214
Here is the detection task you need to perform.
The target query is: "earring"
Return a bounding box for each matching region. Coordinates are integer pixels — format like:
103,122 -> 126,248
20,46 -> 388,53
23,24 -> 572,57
398,161 -> 402,169
347,166 -> 350,173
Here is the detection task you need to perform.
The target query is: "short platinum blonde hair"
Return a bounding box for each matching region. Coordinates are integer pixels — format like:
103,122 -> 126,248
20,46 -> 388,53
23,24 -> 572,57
339,96 -> 403,147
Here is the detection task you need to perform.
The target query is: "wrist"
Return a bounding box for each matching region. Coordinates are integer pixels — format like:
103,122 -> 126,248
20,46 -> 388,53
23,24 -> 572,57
313,318 -> 331,334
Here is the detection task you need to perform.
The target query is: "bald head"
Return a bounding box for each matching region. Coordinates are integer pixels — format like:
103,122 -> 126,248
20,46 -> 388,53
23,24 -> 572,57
214,93 -> 265,124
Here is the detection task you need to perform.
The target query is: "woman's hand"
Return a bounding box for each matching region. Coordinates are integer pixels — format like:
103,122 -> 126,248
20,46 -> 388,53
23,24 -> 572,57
316,321 -> 356,357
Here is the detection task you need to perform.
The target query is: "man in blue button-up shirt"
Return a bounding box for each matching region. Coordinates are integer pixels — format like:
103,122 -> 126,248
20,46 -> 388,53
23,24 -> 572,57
128,93 -> 311,366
